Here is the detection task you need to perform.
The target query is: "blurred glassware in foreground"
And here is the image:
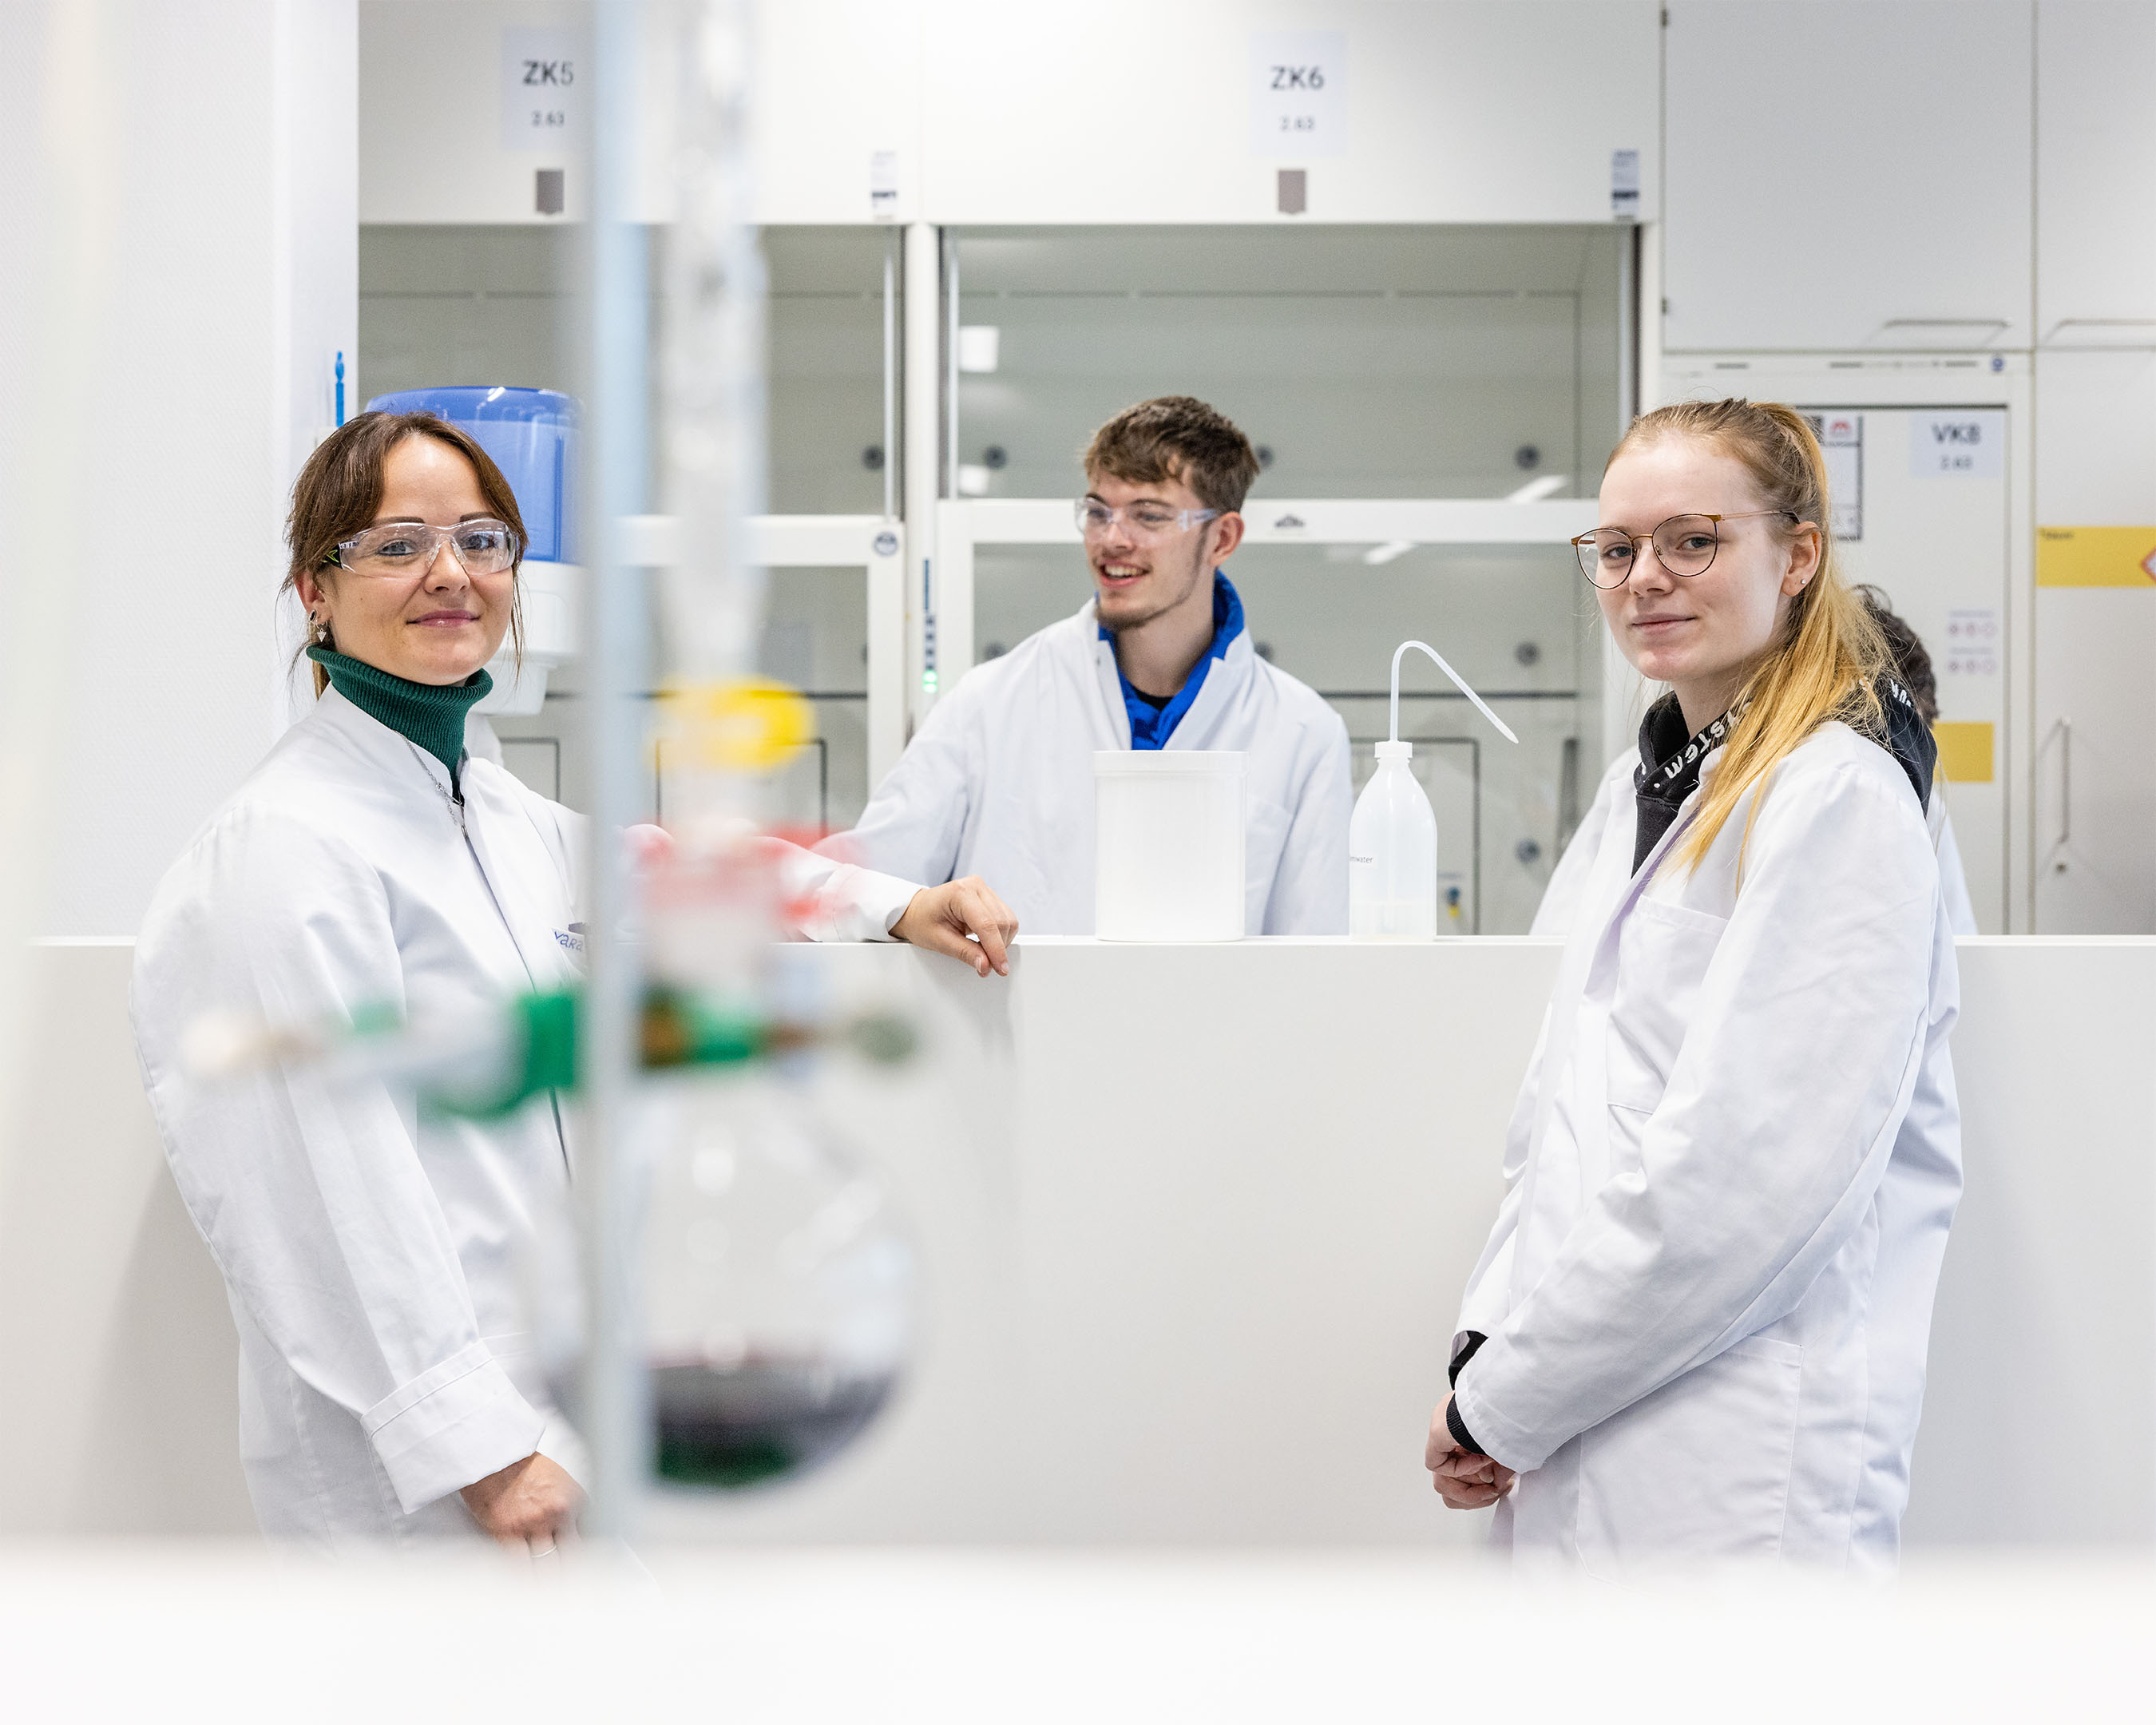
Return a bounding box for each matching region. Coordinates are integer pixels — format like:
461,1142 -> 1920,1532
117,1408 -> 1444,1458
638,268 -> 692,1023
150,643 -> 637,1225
184,801 -> 921,1500
630,1072 -> 914,1489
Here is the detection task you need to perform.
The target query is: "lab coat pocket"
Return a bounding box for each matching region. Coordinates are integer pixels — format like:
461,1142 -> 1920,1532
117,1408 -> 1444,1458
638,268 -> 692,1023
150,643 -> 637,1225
1575,1334 -> 1802,1571
1604,895 -> 1728,1113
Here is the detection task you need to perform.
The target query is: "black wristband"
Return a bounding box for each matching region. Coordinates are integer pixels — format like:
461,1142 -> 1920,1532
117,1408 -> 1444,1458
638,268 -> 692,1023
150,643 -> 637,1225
1445,1395 -> 1487,1458
1449,1330 -> 1488,1387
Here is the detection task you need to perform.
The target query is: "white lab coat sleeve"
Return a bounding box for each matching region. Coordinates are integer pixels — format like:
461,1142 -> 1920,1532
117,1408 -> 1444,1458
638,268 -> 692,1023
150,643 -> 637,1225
1453,759 -> 1937,1473
133,809 -> 545,1514
547,799 -> 918,946
818,688 -> 975,890
1260,708 -> 1352,934
1531,759 -> 1625,938
1452,1001 -> 1552,1349
762,837 -> 921,942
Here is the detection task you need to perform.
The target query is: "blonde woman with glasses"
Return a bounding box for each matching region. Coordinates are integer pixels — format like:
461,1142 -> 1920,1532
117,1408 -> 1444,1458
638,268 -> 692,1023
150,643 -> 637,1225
1425,399 -> 1960,1573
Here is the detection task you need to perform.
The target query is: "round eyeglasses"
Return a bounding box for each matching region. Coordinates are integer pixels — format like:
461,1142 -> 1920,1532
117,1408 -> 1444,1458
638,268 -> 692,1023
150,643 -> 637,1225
1571,510 -> 1798,589
329,518 -> 520,579
1075,498 -> 1222,541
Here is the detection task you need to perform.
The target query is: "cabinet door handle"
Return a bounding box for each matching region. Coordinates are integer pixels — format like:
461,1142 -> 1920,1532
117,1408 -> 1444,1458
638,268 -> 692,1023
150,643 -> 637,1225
2040,317 -> 2156,346
882,236 -> 897,523
1874,317 -> 2011,343
2051,717 -> 2072,873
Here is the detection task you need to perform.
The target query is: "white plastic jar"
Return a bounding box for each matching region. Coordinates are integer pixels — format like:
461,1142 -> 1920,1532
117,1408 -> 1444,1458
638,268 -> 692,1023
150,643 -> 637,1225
1092,751 -> 1246,942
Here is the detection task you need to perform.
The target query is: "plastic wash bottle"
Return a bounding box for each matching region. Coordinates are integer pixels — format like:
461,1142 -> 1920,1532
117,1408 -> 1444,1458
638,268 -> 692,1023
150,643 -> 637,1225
1349,740 -> 1439,938
1349,640 -> 1518,941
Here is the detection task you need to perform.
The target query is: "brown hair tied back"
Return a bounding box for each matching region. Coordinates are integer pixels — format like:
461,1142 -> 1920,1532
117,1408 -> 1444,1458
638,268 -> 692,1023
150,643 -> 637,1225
1856,585 -> 1939,724
283,411 -> 530,697
1082,395 -> 1262,516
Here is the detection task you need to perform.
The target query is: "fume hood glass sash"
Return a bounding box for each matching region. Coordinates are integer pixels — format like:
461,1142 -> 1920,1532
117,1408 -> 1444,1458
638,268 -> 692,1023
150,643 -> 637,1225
932,496 -> 1599,696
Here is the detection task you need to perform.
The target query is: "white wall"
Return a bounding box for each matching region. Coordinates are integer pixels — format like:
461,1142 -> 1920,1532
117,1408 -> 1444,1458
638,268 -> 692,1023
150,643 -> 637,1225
0,0 -> 358,940
14,937 -> 2151,1548
0,946 -> 250,1535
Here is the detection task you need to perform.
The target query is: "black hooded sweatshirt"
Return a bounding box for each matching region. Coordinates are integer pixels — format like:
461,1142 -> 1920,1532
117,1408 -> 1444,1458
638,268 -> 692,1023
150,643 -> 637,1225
1630,678 -> 1937,873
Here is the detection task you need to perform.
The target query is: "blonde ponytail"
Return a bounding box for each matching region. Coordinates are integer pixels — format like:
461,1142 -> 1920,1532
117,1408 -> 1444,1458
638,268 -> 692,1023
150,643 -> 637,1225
1612,399 -> 1891,873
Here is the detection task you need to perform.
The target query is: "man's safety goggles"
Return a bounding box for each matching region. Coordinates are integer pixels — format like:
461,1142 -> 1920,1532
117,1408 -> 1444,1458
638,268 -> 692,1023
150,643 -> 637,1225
1075,498 -> 1223,541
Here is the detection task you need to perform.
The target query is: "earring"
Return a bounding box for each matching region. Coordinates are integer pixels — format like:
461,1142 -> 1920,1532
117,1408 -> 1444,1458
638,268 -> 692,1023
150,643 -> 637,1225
310,612 -> 330,643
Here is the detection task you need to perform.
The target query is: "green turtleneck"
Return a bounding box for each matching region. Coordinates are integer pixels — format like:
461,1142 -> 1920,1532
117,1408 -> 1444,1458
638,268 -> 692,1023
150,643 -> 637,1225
307,646 -> 492,789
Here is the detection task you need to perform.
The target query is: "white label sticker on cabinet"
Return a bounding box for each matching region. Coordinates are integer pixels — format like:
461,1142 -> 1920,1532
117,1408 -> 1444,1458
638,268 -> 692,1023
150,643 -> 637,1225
1911,412 -> 2004,479
1944,608 -> 2000,677
1251,32 -> 1346,158
1804,411 -> 1864,539
870,150 -> 899,220
503,28 -> 581,152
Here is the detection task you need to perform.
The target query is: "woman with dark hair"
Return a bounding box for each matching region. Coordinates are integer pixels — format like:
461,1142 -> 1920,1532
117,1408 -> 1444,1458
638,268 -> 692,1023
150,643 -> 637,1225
130,412 -> 1009,1553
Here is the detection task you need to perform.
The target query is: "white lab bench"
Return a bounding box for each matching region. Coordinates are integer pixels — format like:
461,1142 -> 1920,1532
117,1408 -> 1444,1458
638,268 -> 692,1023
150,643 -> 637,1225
2,1546 -> 2152,1722
3,936 -> 2151,1548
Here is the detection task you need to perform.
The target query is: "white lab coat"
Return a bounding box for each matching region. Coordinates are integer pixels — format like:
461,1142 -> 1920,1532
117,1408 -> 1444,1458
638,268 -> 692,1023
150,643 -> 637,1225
1930,797 -> 1980,937
131,688 -> 914,1549
827,597 -> 1353,934
1456,723 -> 1961,1572
1537,750 -> 1982,939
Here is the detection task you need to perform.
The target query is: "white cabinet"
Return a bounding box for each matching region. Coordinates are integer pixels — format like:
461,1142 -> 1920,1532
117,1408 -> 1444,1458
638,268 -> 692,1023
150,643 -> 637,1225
2035,2 -> 2156,347
920,0 -> 1660,225
2031,351 -> 2156,933
753,0 -> 925,226
362,0 -> 1655,228
1830,407 -> 2013,931
1664,1 -> 2034,352
1665,355 -> 2032,930
360,0 -> 921,225
360,0 -> 595,224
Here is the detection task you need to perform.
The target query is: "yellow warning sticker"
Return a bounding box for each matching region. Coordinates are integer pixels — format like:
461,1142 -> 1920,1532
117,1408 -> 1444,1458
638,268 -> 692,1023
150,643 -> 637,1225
2035,526 -> 2156,587
1933,722 -> 1994,784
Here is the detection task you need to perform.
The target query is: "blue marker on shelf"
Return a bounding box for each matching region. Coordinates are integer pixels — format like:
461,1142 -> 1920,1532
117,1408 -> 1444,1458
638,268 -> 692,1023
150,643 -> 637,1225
335,351 -> 346,426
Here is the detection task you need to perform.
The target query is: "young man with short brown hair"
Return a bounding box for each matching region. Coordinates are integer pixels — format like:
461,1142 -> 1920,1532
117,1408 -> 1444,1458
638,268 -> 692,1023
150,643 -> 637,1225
822,395 -> 1350,935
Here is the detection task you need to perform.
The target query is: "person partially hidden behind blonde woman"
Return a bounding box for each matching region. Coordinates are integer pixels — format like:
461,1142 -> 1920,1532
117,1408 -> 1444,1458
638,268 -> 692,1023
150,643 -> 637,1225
1857,587 -> 1980,936
1428,399 -> 1961,1572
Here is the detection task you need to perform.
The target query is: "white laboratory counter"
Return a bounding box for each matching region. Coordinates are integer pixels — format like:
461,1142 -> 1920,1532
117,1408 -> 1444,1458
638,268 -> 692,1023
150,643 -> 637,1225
3,935 -> 2152,1548
1,1546 -> 2151,1721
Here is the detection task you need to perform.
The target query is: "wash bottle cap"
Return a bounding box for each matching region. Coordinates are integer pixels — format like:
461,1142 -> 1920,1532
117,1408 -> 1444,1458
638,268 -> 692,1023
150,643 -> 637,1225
1373,740 -> 1413,761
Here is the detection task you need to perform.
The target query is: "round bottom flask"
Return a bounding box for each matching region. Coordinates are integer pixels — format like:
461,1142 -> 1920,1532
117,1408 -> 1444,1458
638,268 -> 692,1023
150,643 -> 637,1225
640,1070 -> 915,1489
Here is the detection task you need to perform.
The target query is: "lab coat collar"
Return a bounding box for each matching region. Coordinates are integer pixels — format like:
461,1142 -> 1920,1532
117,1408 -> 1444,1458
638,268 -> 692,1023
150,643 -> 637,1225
1164,621 -> 1257,750
1100,573 -> 1246,748
1069,577 -> 1258,755
311,686 -> 445,787
313,687 -> 561,988
318,686 -> 464,805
